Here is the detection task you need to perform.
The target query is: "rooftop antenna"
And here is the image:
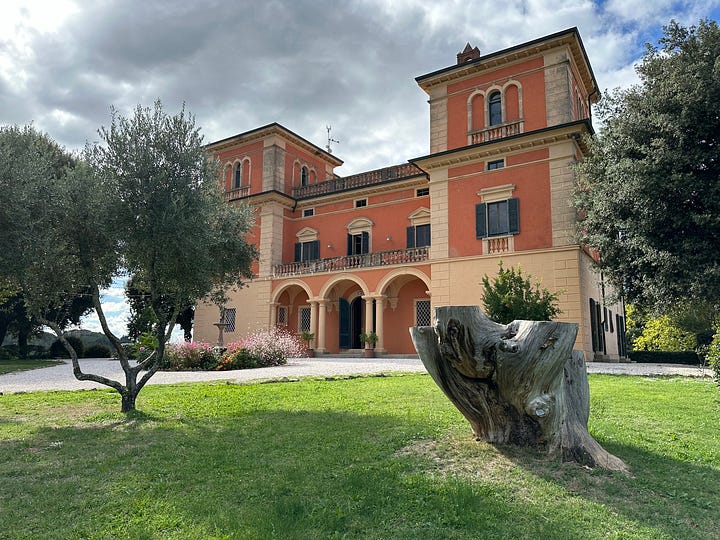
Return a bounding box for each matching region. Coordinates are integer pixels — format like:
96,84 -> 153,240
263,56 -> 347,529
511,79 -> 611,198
326,125 -> 339,154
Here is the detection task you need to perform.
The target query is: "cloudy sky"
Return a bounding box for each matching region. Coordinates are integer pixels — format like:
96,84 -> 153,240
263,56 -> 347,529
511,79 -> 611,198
3,0 -> 719,339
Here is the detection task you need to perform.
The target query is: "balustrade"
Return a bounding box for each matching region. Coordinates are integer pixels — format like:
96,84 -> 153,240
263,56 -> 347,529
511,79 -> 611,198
272,246 -> 429,277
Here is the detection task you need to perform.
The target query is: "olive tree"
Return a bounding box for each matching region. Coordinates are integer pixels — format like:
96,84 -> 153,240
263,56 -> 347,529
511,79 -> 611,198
1,102 -> 257,411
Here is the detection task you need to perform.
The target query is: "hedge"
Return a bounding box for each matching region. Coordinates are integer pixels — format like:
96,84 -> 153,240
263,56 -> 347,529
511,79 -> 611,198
628,350 -> 700,365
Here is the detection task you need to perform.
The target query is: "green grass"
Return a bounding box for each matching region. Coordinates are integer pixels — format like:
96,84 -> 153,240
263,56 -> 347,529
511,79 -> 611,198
0,374 -> 718,539
0,358 -> 61,375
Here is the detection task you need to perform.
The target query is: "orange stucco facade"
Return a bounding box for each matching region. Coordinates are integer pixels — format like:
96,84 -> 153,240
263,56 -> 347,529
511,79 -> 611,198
194,28 -> 627,361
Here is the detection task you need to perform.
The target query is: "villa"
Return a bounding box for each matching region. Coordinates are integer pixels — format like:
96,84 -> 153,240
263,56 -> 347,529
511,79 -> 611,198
193,27 -> 626,361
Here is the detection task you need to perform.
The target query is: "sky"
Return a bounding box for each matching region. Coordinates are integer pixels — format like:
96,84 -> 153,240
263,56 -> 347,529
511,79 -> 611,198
2,0 -> 719,339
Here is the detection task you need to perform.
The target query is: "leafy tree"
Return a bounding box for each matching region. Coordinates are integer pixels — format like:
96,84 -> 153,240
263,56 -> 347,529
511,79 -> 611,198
125,275 -> 194,341
481,262 -> 561,324
632,315 -> 696,351
1,102 -> 257,412
574,20 -> 720,312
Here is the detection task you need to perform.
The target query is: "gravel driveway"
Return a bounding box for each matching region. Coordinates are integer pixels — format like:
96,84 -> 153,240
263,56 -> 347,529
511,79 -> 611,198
0,357 -> 712,394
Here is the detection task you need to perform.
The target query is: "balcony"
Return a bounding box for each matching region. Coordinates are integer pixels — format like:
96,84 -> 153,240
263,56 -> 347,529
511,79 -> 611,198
469,120 -> 524,145
292,163 -> 424,199
224,185 -> 250,201
272,246 -> 429,277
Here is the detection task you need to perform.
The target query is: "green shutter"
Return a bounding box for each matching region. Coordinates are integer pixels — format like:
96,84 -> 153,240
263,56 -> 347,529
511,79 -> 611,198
508,198 -> 519,234
475,203 -> 487,238
406,226 -> 415,248
311,240 -> 320,260
347,234 -> 353,255
294,242 -> 301,262
361,231 -> 369,254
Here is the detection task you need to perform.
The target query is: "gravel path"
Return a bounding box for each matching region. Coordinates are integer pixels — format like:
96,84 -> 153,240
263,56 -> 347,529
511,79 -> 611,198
0,357 -> 712,394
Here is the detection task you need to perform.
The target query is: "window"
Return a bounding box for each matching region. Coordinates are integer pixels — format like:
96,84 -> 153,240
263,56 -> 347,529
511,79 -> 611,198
355,198 -> 367,208
406,224 -> 431,248
347,231 -> 369,255
415,300 -> 431,327
301,166 -> 309,187
298,306 -> 311,333
302,208 -> 314,217
487,159 -> 504,170
475,198 -> 519,238
233,164 -> 242,189
488,91 -> 502,126
416,187 -> 429,197
294,240 -> 320,262
222,308 -> 236,333
277,306 -> 288,326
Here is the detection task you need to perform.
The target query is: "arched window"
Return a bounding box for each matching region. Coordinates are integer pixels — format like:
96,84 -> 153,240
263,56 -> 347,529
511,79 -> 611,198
234,163 -> 242,189
301,166 -> 309,187
488,91 -> 502,126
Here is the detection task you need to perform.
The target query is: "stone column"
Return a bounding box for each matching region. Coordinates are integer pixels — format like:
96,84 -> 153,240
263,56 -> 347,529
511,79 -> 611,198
317,299 -> 327,353
375,295 -> 386,353
363,296 -> 374,350
310,301 -> 318,348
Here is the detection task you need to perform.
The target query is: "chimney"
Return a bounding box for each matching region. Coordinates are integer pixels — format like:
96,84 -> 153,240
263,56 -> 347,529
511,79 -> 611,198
457,42 -> 481,64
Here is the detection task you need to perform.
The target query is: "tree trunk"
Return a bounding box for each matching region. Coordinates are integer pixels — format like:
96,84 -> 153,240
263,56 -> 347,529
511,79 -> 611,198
121,391 -> 137,413
410,306 -> 627,472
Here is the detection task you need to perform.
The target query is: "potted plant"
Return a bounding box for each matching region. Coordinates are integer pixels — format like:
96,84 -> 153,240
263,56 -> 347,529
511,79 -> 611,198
300,331 -> 315,357
359,331 -> 378,358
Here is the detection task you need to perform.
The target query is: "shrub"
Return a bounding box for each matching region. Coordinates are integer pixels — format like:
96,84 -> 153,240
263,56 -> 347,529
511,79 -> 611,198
481,262 -> 561,324
216,348 -> 258,370
163,341 -> 218,370
229,328 -> 304,368
705,328 -> 720,384
84,344 -> 112,358
627,350 -> 700,365
50,336 -> 84,358
0,347 -> 17,360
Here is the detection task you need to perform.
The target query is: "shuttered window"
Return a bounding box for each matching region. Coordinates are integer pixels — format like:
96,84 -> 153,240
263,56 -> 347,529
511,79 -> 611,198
294,240 -> 320,262
475,198 -> 519,238
347,232 -> 369,255
406,224 -> 431,248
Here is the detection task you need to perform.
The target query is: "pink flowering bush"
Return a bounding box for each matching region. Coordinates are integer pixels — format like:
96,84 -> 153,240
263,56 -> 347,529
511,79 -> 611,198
163,341 -> 218,370
220,328 -> 304,369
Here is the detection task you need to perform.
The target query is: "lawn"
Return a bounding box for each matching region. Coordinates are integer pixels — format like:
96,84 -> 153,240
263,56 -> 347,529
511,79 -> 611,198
0,358 -> 62,375
0,374 -> 718,539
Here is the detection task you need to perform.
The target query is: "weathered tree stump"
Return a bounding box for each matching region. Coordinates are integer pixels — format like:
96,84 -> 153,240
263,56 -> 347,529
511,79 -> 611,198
410,306 -> 627,472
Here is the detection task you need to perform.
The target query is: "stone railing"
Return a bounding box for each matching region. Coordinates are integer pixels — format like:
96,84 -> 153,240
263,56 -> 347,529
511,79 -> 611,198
272,246 -> 429,277
469,120 -> 524,144
292,163 -> 423,199
224,186 -> 251,201
483,235 -> 514,255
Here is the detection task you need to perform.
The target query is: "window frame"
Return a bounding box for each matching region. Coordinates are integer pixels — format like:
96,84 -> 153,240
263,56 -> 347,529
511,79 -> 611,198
416,187 -> 429,197
302,208 -> 315,218
487,159 -> 505,171
488,91 -> 502,126
294,239 -> 320,262
298,306 -> 311,333
406,223 -> 431,248
222,307 -> 237,333
355,198 -> 368,208
415,299 -> 431,327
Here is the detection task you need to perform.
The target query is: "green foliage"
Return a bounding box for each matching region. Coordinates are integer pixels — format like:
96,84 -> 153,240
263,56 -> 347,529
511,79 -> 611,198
83,344 -> 111,358
0,102 -> 257,411
705,328 -> 720,384
627,350 -> 700,365
50,336 -> 84,359
481,262 -> 561,324
632,315 -> 697,351
359,331 -> 378,346
574,20 -> 720,310
216,348 -> 258,370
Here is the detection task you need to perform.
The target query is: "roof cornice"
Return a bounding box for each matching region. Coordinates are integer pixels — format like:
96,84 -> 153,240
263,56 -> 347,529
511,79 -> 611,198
205,122 -> 344,166
410,120 -> 593,171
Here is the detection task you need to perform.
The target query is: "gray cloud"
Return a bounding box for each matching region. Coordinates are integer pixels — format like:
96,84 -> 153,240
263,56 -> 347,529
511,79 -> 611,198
2,0 -> 719,175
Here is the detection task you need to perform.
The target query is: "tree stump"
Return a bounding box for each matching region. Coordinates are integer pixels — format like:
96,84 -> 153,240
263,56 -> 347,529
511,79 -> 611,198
410,306 -> 627,472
